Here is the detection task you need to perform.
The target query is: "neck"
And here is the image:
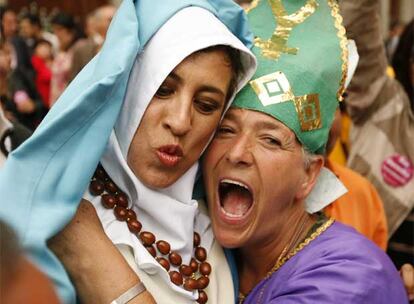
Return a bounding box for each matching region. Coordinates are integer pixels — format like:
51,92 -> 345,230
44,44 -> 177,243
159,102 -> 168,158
238,205 -> 315,295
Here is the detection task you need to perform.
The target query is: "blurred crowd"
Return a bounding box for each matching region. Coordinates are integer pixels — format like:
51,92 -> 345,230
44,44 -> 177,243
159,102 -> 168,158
0,4 -> 116,131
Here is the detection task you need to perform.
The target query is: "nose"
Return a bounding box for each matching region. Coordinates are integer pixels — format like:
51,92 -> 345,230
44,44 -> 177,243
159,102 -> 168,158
226,134 -> 253,166
163,95 -> 192,136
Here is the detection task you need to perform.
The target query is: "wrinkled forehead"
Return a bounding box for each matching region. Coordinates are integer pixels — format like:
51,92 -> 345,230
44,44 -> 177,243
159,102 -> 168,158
224,107 -> 297,139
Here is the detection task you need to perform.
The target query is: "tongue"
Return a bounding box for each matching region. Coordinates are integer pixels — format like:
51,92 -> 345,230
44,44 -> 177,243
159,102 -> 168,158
222,187 -> 252,216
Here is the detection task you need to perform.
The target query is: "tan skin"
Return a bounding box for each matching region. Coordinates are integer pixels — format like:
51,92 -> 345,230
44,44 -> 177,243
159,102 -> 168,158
202,108 -> 323,293
49,49 -> 234,303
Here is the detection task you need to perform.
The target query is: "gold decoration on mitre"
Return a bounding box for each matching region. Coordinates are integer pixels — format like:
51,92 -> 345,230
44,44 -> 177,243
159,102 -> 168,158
254,0 -> 319,60
249,71 -> 322,131
294,94 -> 322,131
250,71 -> 295,106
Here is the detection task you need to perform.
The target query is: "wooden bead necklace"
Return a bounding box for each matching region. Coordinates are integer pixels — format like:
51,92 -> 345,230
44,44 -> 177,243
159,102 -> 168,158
89,164 -> 211,304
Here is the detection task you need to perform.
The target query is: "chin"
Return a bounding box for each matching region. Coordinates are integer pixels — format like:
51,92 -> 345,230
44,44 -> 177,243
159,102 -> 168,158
139,172 -> 178,189
212,224 -> 245,249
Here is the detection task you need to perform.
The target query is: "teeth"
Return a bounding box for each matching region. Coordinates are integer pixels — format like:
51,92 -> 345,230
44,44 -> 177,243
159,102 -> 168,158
221,207 -> 244,218
221,179 -> 249,190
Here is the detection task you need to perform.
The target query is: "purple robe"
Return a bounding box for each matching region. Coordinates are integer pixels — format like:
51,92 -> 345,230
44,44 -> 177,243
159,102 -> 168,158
244,222 -> 408,303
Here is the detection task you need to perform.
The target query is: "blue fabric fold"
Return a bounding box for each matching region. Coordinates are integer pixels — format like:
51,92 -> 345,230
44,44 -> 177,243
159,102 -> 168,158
0,0 -> 252,303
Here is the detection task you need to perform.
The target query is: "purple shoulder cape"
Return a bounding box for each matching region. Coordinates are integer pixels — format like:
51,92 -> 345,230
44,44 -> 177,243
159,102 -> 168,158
244,221 -> 408,304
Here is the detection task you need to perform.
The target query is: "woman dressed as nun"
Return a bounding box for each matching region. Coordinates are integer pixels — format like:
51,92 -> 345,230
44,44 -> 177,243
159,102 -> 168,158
0,1 -> 256,303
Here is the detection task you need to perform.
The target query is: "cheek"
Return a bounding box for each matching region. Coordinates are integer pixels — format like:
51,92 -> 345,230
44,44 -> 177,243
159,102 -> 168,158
189,114 -> 222,153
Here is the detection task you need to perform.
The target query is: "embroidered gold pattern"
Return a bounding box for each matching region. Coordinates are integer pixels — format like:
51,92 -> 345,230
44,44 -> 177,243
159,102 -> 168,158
294,94 -> 322,131
250,71 -> 294,106
327,0 -> 348,101
254,0 -> 318,60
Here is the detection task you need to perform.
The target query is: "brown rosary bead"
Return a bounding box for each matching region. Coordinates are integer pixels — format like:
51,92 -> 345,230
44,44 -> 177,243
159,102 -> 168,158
199,262 -> 212,276
190,258 -> 199,272
184,278 -> 198,291
101,194 -> 116,209
95,167 -> 107,180
114,206 -> 128,221
193,232 -> 201,247
197,290 -> 208,304
105,180 -> 118,194
89,180 -> 104,196
146,245 -> 156,257
115,193 -> 128,208
156,240 -> 171,255
127,219 -> 142,234
169,271 -> 183,286
197,276 -> 209,289
169,251 -> 182,266
126,209 -> 137,221
179,264 -> 193,276
156,257 -> 170,271
140,231 -> 155,246
195,247 -> 207,262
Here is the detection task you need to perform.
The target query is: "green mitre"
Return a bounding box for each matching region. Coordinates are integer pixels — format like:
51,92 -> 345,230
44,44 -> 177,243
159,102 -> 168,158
233,0 -> 348,154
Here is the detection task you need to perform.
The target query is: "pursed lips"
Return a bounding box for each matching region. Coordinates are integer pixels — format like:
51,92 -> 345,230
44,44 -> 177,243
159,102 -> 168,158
156,144 -> 184,167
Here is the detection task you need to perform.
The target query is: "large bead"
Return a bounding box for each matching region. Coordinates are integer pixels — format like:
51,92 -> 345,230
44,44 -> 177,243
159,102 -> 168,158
101,194 -> 116,209
89,180 -> 104,196
195,247 -> 207,262
197,291 -> 208,304
190,258 -> 199,272
114,206 -> 128,221
115,193 -> 128,208
193,232 -> 201,247
95,167 -> 107,180
146,245 -> 156,257
179,264 -> 193,276
183,278 -> 198,291
197,276 -> 209,289
156,240 -> 171,255
126,209 -> 137,221
199,262 -> 211,276
127,219 -> 142,234
105,180 -> 118,194
140,231 -> 155,246
169,252 -> 182,266
156,257 -> 170,271
169,271 -> 183,286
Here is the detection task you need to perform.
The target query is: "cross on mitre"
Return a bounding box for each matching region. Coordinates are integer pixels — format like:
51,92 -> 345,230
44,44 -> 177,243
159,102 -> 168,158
253,0 -> 319,60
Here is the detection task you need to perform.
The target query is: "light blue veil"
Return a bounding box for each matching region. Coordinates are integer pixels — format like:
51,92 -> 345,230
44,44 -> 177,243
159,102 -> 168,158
0,1 -> 253,302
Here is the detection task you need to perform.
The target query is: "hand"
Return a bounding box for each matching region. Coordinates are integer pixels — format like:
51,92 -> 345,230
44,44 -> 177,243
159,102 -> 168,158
48,200 -> 155,304
400,263 -> 414,301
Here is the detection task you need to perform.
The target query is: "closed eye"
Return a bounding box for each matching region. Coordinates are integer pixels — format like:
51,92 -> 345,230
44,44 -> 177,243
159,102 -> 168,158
216,126 -> 235,136
263,136 -> 281,147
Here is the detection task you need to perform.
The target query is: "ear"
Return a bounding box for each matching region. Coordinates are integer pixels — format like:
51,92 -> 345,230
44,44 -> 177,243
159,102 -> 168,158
296,156 -> 324,200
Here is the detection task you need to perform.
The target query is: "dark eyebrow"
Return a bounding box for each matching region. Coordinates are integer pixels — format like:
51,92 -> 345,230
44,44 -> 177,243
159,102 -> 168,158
167,72 -> 225,97
197,85 -> 225,97
167,71 -> 183,83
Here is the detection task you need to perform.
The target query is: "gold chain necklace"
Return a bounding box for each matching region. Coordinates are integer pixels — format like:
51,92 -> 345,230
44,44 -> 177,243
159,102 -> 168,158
238,216 -> 334,304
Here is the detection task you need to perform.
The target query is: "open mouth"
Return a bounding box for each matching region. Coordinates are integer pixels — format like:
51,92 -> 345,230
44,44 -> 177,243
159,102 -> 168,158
218,179 -> 254,219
